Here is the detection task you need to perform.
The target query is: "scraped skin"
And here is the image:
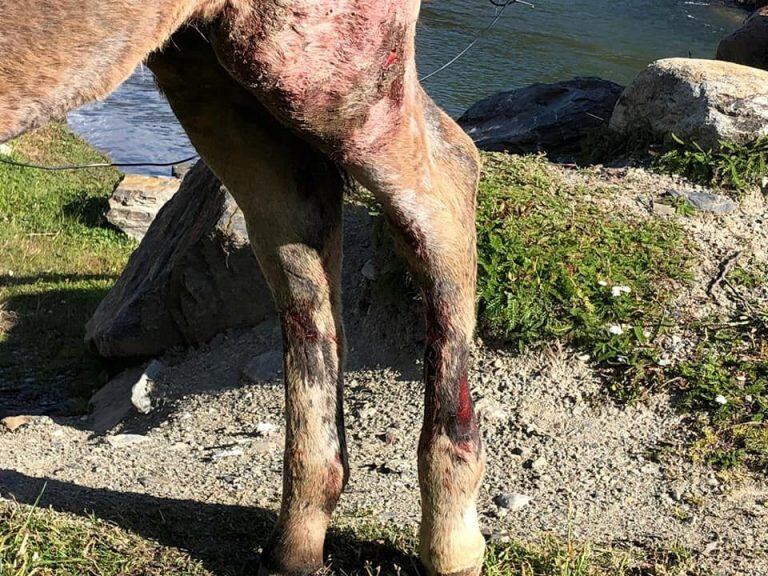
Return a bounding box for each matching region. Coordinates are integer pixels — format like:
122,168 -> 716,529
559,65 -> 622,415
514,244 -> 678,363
0,1 -> 486,574
148,30 -> 349,575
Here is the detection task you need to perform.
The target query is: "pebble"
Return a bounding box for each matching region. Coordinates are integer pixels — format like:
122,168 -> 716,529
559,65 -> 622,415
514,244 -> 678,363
106,434 -> 150,448
131,360 -> 165,414
652,201 -> 676,217
493,492 -> 533,511
475,397 -> 509,422
530,456 -> 548,471
209,447 -> 244,461
209,333 -> 226,349
361,259 -> 378,281
668,189 -> 737,215
255,422 -> 277,436
1,415 -> 32,432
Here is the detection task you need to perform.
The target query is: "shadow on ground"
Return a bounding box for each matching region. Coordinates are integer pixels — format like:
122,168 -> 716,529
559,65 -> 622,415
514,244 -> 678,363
0,470 -> 418,575
0,276 -> 128,418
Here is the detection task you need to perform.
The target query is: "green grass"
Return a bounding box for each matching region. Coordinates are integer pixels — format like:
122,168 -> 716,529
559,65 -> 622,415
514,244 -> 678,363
581,128 -> 768,197
0,501 -> 707,576
476,153 -> 691,398
677,262 -> 768,471
0,124 -> 134,405
653,135 -> 768,196
0,501 -> 208,576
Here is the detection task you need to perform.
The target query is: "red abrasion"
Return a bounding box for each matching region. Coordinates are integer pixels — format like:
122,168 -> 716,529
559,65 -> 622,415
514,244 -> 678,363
453,439 -> 477,458
284,309 -> 321,343
383,49 -> 398,69
323,457 -> 345,513
456,372 -> 473,426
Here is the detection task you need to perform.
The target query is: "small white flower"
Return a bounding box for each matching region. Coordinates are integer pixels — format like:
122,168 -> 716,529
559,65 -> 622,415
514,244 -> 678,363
611,285 -> 632,298
598,280 -> 608,287
7,270 -> 13,277
609,325 -> 624,336
715,395 -> 728,406
658,357 -> 671,367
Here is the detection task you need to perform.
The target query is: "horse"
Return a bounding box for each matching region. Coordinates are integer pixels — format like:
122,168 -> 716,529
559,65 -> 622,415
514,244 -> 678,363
0,2 -> 485,573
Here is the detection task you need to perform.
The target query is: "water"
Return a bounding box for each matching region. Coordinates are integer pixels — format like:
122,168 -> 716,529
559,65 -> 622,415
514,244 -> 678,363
68,0 -> 745,175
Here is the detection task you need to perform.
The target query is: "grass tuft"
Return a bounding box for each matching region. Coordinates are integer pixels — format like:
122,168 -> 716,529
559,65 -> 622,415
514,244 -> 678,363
653,135 -> 768,196
0,501 -> 709,576
0,500 -> 209,576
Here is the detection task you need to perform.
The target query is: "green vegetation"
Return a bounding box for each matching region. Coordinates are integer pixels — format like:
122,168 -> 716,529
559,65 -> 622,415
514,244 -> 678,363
476,153 -> 691,398
581,127 -> 768,197
653,135 -> 768,196
0,124 -> 134,404
677,263 -> 768,471
0,501 -> 707,576
0,501 -> 208,576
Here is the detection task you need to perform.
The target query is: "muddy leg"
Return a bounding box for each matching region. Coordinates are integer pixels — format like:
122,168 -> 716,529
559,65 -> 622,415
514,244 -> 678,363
209,0 -> 486,570
367,97 -> 486,576
148,31 -> 348,575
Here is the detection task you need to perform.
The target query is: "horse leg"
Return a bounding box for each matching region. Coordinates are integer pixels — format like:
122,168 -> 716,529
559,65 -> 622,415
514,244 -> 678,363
208,1 -> 486,573
148,30 -> 348,574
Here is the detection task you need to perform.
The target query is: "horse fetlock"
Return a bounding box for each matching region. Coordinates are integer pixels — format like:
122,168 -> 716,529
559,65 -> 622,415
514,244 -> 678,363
419,506 -> 485,576
418,435 -> 486,576
260,511 -> 328,576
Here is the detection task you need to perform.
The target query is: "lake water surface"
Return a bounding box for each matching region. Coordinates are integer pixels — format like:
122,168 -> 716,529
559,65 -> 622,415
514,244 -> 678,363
68,0 -> 746,174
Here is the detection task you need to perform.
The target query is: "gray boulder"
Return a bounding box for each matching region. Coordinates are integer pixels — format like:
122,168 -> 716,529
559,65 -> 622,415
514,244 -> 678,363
87,162 -> 421,364
717,7 -> 768,72
458,77 -> 624,155
86,162 -> 275,357
610,58 -> 768,150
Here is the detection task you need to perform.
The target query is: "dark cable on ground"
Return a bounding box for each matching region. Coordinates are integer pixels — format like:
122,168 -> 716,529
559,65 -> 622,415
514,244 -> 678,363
0,0 -> 529,172
0,154 -> 200,171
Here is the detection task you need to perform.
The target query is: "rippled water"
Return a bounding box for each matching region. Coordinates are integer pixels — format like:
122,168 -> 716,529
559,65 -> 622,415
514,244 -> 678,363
68,0 -> 745,174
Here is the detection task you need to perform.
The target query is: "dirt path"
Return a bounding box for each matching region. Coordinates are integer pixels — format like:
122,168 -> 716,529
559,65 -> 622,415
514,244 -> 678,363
1,321 -> 766,574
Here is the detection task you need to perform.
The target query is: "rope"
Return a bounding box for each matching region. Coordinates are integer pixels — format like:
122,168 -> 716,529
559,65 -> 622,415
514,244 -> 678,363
420,0 -> 529,82
0,0 -> 528,172
0,154 -> 200,171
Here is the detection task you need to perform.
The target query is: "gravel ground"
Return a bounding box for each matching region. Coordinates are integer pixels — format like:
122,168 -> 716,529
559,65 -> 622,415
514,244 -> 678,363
1,164 -> 767,575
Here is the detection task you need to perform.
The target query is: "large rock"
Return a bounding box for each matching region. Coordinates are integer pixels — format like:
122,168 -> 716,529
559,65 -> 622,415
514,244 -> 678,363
106,174 -> 181,241
717,7 -> 768,71
458,77 -> 624,155
86,162 -> 275,357
734,0 -> 768,10
87,161 -> 421,363
610,58 -> 768,150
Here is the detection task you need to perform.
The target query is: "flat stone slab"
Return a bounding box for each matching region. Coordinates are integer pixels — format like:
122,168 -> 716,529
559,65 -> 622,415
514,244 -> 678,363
106,174 -> 181,241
